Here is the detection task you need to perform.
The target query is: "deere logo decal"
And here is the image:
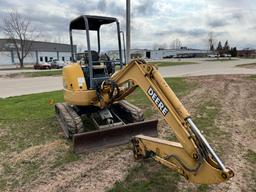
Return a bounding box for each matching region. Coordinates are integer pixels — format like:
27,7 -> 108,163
147,87 -> 169,116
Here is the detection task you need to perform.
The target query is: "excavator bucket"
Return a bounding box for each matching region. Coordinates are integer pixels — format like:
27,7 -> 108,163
73,119 -> 158,153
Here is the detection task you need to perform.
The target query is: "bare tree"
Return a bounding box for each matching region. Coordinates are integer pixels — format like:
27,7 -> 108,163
1,11 -> 37,68
172,38 -> 182,50
208,32 -> 218,52
208,32 -> 214,51
210,44 -> 215,52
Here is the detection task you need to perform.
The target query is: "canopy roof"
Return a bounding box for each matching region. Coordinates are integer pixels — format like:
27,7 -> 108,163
70,15 -> 117,31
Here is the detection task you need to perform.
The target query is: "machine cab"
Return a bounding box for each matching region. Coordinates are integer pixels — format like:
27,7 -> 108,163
69,15 -> 123,89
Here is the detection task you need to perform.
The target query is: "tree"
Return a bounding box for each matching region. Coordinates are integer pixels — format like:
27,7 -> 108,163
230,47 -> 237,57
215,41 -> 223,57
223,40 -> 230,53
216,41 -> 222,52
210,44 -> 215,52
172,38 -> 182,49
1,11 -> 37,68
208,32 -> 215,51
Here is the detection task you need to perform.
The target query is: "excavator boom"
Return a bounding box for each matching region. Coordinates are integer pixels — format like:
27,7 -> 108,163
108,59 -> 234,184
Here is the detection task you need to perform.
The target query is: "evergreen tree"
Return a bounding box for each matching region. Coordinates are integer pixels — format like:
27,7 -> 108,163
223,40 -> 230,53
233,47 -> 237,56
230,47 -> 237,57
216,41 -> 222,51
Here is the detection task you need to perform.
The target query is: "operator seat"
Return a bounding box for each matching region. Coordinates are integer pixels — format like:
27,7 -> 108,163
82,50 -> 108,88
91,50 -> 100,65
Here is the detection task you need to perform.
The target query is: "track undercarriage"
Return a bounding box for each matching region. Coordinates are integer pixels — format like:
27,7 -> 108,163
55,100 -> 158,153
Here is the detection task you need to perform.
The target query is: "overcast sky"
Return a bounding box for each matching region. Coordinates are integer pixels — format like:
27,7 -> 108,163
0,0 -> 255,50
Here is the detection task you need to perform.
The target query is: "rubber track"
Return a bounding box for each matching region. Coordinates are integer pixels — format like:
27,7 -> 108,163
55,103 -> 84,138
115,100 -> 144,122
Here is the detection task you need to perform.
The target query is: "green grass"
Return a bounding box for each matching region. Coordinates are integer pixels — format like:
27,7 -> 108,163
108,159 -> 180,192
236,63 -> 256,68
0,91 -> 81,191
197,184 -> 209,192
0,91 -> 63,152
0,70 -> 62,78
245,149 -> 256,164
244,150 -> 256,190
148,61 -> 198,67
249,75 -> 256,80
238,57 -> 256,59
193,100 -> 230,153
0,66 -> 34,70
204,58 -> 234,62
50,146 -> 79,169
193,100 -> 219,133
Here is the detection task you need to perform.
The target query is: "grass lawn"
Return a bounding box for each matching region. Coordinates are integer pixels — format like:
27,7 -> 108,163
108,159 -> 180,192
203,58 -> 236,62
0,66 -> 34,71
0,70 -> 62,78
148,61 -> 197,67
0,91 -> 79,190
249,75 -> 256,80
245,149 -> 256,188
236,63 -> 256,68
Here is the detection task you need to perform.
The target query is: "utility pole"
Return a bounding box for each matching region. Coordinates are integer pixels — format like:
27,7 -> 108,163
120,31 -> 126,64
126,0 -> 130,63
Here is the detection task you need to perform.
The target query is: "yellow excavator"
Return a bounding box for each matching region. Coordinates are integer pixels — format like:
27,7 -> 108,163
55,15 -> 234,184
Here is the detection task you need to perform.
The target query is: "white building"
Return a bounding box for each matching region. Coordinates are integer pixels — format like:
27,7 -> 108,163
0,39 -> 76,65
107,48 -> 210,61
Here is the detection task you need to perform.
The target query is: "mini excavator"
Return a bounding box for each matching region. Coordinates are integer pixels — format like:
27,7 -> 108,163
55,15 -> 234,184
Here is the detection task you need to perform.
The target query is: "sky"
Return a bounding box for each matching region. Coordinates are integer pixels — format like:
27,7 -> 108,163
0,0 -> 255,51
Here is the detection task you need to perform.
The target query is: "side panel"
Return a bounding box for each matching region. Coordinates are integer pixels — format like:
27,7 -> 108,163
63,63 -> 97,106
63,63 -> 87,91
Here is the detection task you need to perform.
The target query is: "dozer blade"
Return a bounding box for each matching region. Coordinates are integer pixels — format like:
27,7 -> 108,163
73,119 -> 158,153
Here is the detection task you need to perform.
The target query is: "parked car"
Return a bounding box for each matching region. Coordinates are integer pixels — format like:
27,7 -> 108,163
163,55 -> 173,59
65,60 -> 72,65
50,59 -> 66,69
34,62 -> 51,70
208,54 -> 219,58
221,54 -> 231,58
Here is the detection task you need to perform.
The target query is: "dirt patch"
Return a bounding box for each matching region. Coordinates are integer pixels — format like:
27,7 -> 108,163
0,126 -> 7,138
23,145 -> 137,192
177,75 -> 256,191
10,140 -> 68,164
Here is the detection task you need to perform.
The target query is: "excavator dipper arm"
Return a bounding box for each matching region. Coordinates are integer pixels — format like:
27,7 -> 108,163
110,59 -> 234,184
